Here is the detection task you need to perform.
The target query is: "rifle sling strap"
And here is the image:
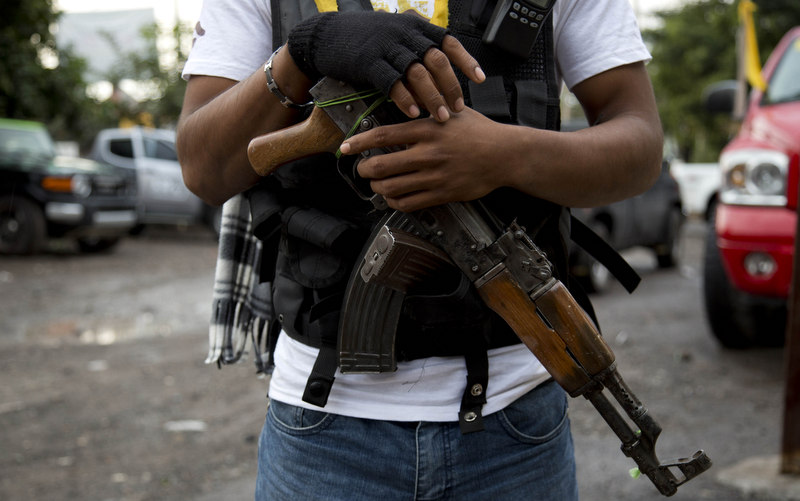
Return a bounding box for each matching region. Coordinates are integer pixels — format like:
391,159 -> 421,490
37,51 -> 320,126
458,332 -> 489,434
302,339 -> 338,407
569,215 -> 641,293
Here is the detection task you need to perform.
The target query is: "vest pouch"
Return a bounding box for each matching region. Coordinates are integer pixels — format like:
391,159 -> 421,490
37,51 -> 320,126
273,260 -> 346,346
468,76 -> 511,122
515,80 -> 560,129
273,271 -> 306,340
247,181 -> 285,283
249,183 -> 283,242
282,207 -> 364,290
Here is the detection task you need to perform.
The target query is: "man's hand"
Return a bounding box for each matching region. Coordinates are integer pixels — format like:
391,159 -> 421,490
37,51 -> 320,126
339,107 -> 505,212
287,12 -> 484,122
390,36 -> 485,122
339,62 -> 664,213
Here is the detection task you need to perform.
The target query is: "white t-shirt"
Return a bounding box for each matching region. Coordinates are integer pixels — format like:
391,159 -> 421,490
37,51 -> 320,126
183,0 -> 651,422
182,0 -> 651,90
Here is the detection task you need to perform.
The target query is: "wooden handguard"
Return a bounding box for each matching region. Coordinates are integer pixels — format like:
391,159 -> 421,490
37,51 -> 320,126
476,269 -> 615,396
533,280 -> 616,377
247,106 -> 344,176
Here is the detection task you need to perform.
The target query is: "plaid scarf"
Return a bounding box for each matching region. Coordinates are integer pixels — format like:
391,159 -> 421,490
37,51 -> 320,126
206,193 -> 275,373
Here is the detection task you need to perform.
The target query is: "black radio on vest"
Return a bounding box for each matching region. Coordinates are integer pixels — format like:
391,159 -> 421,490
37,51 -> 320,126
483,0 -> 555,58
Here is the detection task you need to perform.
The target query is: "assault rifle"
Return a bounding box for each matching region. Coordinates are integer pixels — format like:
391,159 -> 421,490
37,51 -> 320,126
247,77 -> 711,496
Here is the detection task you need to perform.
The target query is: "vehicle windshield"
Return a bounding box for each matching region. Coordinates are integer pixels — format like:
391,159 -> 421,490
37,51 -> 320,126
763,35 -> 800,105
0,126 -> 56,166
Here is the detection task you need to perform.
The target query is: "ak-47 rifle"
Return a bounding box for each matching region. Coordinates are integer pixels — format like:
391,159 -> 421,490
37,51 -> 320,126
247,77 -> 712,497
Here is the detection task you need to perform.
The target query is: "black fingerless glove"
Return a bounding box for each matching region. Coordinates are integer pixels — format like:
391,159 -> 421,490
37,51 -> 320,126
287,11 -> 447,95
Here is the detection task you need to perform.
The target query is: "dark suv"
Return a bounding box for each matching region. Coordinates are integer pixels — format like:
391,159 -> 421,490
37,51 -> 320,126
0,119 -> 138,254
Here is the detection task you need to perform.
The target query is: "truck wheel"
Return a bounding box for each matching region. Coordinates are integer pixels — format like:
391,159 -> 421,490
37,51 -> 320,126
701,208 -> 788,348
702,209 -> 753,347
655,206 -> 683,269
77,237 -> 121,253
0,196 -> 47,254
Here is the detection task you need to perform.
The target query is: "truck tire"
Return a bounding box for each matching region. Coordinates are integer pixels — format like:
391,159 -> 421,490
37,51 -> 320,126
702,208 -> 785,348
0,196 -> 47,254
702,222 -> 749,348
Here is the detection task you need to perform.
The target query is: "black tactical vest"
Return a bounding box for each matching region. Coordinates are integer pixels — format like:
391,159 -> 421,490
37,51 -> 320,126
255,0 -> 569,431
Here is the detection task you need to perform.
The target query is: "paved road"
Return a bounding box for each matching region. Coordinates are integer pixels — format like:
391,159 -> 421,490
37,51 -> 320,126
572,222 -> 789,500
0,221 -> 793,500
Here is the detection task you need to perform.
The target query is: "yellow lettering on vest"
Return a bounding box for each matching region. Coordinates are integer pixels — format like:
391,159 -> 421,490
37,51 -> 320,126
371,0 -> 448,27
429,0 -> 448,28
314,0 -> 338,12
314,0 -> 447,27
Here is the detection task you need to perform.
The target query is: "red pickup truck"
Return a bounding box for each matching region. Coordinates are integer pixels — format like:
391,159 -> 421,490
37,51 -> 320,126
703,27 -> 800,348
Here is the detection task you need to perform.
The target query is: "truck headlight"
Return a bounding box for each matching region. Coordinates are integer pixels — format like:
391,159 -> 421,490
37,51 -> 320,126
71,174 -> 92,198
43,174 -> 92,198
719,149 -> 788,206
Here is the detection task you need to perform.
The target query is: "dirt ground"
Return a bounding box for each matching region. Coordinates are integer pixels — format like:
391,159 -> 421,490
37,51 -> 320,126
0,227 -> 266,501
0,222 -> 793,500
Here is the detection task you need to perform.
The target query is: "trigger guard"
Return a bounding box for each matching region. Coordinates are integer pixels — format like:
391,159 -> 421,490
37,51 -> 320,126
336,153 -> 387,210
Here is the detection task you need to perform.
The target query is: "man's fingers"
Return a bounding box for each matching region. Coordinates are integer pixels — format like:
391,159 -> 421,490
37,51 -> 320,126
441,35 -> 485,84
390,35 -> 483,120
357,148 -> 419,181
340,120 -> 427,157
403,62 -> 451,122
422,48 -> 465,113
388,81 -> 422,119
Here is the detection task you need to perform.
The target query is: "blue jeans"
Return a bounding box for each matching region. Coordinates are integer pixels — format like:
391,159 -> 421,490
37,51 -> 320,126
256,380 -> 578,500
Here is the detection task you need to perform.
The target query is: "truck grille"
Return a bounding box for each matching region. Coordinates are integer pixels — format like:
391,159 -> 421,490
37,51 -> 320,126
92,174 -> 136,197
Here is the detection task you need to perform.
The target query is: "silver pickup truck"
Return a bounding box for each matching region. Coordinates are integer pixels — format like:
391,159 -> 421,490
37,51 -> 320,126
89,127 -> 220,237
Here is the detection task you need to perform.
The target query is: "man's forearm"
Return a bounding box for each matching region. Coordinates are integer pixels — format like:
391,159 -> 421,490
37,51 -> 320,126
339,61 -> 661,212
177,47 -> 313,206
500,112 -> 663,208
502,62 -> 663,208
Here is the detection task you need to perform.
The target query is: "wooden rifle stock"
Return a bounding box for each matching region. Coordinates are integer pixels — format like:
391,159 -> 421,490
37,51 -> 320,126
247,106 -> 344,176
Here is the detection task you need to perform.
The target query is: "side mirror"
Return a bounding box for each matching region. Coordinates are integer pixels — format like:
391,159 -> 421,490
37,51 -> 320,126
702,80 -> 739,114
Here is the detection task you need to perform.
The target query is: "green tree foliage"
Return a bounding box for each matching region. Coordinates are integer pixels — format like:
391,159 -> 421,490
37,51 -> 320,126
645,0 -> 800,162
1,0 -> 192,149
0,0 -> 113,145
102,21 -> 193,130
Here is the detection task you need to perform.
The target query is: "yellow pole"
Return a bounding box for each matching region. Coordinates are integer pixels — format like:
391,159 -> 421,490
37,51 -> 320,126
737,0 -> 767,91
